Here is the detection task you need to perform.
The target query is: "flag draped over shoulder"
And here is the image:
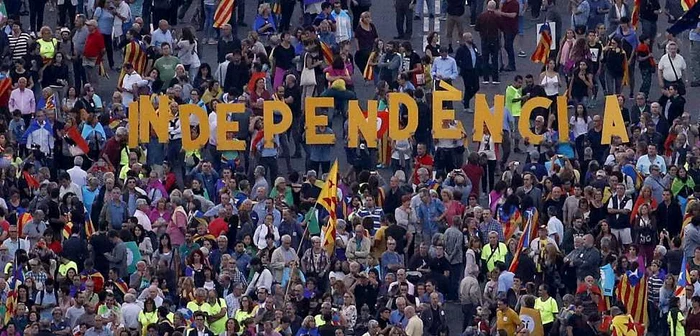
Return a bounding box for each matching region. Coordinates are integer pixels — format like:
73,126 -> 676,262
320,41 -> 334,64
118,39 -> 148,87
5,263 -> 23,326
114,278 -> 129,295
80,270 -> 105,293
668,1 -> 700,35
631,0 -> 642,29
519,307 -> 544,336
682,213 -> 693,237
320,160 -> 339,256
85,207 -> 95,238
617,271 -> 649,331
531,23 -> 552,63
214,0 -> 236,28
509,207 -> 534,273
622,53 -> 630,86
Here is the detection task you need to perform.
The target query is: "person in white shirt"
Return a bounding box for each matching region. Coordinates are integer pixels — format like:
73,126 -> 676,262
120,294 -> 142,331
67,157 -> 88,188
113,0 -> 131,42
133,199 -> 153,231
59,172 -> 83,202
546,206 -> 564,245
330,1 -> 353,43
121,63 -> 145,106
657,41 -> 687,89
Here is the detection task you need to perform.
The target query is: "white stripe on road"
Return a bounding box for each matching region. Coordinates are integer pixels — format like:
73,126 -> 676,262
423,0 -> 430,51
434,0 -> 440,36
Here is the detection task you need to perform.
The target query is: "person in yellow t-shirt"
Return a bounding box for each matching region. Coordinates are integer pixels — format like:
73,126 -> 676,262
534,284 -> 559,336
186,288 -> 211,315
496,297 -> 523,336
206,289 -> 228,334
138,298 -> 159,336
234,296 -> 259,325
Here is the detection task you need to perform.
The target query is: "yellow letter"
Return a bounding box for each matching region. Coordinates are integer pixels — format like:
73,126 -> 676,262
518,96 -> 552,145
128,100 -> 139,148
180,104 -> 210,151
601,95 -> 629,144
432,81 -> 465,140
138,95 -> 170,146
388,92 -> 417,141
347,100 -> 378,148
216,103 -> 247,151
472,94 -> 504,143
263,101 -> 293,148
556,96 -> 570,142
305,97 -> 335,145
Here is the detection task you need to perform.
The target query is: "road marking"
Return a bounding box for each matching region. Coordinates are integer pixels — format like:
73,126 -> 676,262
423,0 -> 430,51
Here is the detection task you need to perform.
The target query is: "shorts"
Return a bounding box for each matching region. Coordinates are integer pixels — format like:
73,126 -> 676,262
611,228 -> 633,245
518,16 -> 524,35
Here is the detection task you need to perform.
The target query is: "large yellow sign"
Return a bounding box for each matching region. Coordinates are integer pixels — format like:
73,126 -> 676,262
128,82 -> 627,151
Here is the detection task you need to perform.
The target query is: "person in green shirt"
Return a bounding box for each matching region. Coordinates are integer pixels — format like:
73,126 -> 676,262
535,284 -> 559,336
153,43 -> 182,84
505,75 -> 525,153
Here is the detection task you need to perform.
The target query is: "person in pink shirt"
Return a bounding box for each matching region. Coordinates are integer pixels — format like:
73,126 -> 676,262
9,77 -> 35,126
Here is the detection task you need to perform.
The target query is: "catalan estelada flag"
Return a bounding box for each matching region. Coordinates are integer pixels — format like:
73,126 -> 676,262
213,0 -> 236,28
531,22 -> 552,64
85,208 -> 95,238
320,41 -> 334,64
4,263 -> 23,326
498,205 -> 522,241
81,270 -> 105,293
669,1 -> 700,34
363,51 -> 377,81
320,160 -> 339,256
118,39 -> 148,87
676,254 -> 690,296
610,314 -> 644,336
617,270 -> 648,332
682,212 -> 694,237
509,207 -> 535,273
17,212 -> 31,239
114,278 -> 129,295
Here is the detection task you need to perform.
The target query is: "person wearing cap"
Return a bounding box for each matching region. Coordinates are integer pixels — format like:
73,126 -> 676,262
82,20 -> 105,91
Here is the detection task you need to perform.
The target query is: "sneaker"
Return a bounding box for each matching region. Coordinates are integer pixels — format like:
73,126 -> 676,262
440,15 -> 447,20
208,39 -> 217,45
482,80 -> 491,85
518,51 -> 527,57
492,81 -> 501,85
465,108 -> 474,113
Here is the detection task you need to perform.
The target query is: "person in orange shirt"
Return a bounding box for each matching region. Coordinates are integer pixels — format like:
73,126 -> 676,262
496,296 -> 523,336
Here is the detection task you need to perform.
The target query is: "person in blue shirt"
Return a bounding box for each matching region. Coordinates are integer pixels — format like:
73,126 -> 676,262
313,2 -> 336,28
416,188 -> 446,243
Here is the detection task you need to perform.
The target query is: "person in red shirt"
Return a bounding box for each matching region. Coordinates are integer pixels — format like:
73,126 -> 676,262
412,143 -> 434,184
497,0 -> 519,72
208,207 -> 230,238
83,20 -> 106,91
462,152 -> 484,197
163,161 -> 178,193
101,126 -> 127,171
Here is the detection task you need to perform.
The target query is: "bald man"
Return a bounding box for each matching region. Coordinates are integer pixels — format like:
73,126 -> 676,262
455,32 -> 480,112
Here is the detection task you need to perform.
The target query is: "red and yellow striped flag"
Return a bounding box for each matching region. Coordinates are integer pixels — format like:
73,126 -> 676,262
118,39 -> 148,87
682,0 -> 696,11
617,271 -> 648,331
531,22 -> 552,64
363,51 -> 376,81
62,221 -> 73,240
631,0 -> 641,29
622,52 -> 630,86
213,0 -> 236,28
320,41 -> 334,64
320,160 -> 339,256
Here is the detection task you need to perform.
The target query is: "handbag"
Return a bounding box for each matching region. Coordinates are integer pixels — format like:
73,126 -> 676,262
300,53 -> 316,86
668,56 -> 686,95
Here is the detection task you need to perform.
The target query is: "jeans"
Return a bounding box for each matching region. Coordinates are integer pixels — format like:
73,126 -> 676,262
395,4 -> 412,37
605,70 -> 622,95
102,34 -> 114,68
204,4 -> 217,39
640,67 -> 652,98
470,0 -> 483,24
309,160 -> 331,176
259,156 -> 279,183
448,263 -> 463,300
462,304 -> 476,331
641,19 -> 658,44
481,40 -> 500,82
503,31 -> 516,70
280,0 -> 296,32
691,41 -> 700,82
73,58 -> 86,92
415,0 -> 434,16
500,130 -> 511,166
58,3 -> 76,28
627,57 -> 636,97
29,0 -> 46,32
481,160 -> 496,193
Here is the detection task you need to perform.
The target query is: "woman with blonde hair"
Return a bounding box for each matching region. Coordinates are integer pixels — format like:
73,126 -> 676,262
296,316 -> 320,336
341,293 -> 357,329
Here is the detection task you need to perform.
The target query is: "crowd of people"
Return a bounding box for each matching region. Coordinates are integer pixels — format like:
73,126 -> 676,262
0,0 -> 696,335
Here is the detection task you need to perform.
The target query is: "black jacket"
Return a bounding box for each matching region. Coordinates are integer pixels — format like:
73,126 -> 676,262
187,328 -> 215,336
224,60 -> 251,93
455,43 -> 480,75
217,37 -> 242,63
